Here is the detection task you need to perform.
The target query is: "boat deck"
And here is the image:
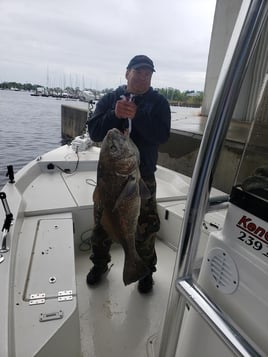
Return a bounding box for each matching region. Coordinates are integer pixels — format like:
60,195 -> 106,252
0,144 -> 228,357
75,238 -> 176,357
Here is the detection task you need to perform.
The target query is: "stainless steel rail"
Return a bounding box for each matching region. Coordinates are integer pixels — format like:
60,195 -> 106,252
176,278 -> 263,357
157,1 -> 268,356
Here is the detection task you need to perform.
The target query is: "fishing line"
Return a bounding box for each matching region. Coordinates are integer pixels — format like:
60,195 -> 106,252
86,178 -> 96,186
120,93 -> 134,134
79,228 -> 93,251
54,151 -> 80,174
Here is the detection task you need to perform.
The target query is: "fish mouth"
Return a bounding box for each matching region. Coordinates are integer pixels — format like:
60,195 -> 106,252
106,129 -> 127,153
103,128 -> 138,163
107,128 -> 123,138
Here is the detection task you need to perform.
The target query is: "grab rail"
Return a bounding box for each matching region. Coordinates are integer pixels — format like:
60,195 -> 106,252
176,278 -> 262,357
158,1 -> 268,356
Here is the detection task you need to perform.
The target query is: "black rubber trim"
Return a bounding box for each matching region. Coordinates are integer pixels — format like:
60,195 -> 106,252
230,185 -> 268,222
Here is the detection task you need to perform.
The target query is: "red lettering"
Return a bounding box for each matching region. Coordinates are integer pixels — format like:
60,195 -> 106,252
255,226 -> 265,238
237,216 -> 268,242
247,222 -> 256,232
237,216 -> 251,228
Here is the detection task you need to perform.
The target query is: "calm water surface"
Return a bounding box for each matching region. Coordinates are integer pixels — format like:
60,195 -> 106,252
0,90 -> 200,189
0,90 -> 64,188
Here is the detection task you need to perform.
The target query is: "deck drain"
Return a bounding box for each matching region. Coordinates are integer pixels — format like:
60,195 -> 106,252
49,276 -> 57,284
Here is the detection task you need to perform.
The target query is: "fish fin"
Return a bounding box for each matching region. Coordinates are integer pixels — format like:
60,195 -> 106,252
139,179 -> 151,199
93,186 -> 100,203
112,176 -> 138,212
123,251 -> 150,285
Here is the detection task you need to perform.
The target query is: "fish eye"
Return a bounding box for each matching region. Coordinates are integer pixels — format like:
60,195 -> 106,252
110,144 -> 117,151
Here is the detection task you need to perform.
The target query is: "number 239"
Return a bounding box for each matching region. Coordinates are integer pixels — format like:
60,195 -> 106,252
237,231 -> 263,251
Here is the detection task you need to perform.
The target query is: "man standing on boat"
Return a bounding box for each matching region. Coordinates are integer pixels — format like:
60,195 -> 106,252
87,55 -> 171,293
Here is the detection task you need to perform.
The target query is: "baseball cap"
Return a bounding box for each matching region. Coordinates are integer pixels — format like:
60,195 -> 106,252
127,55 -> 155,72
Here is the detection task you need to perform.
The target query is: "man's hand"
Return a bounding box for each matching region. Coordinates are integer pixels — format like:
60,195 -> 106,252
115,99 -> 137,119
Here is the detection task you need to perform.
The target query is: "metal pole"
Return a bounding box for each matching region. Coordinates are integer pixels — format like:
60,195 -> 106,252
177,278 -> 263,357
157,1 -> 268,356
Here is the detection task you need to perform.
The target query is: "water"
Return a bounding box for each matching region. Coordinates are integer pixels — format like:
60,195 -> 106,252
0,90 -> 64,189
0,90 -> 201,189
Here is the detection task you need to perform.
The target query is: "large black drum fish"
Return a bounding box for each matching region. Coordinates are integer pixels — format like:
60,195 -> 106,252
93,128 -> 150,285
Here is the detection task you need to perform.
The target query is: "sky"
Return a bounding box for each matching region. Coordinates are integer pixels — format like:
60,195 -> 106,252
0,0 -> 216,91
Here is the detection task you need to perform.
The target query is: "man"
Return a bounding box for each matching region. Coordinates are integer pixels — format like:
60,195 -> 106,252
87,55 -> 171,293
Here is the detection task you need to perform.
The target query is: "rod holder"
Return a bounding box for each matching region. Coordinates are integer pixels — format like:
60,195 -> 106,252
0,192 -> 13,253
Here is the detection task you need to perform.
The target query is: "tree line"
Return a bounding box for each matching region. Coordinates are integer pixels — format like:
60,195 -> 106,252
0,82 -> 203,107
157,88 -> 203,107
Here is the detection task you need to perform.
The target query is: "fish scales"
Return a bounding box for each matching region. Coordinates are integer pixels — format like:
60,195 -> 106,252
93,128 -> 150,285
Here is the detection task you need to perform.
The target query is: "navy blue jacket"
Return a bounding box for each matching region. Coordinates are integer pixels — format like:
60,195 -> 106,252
88,85 -> 171,177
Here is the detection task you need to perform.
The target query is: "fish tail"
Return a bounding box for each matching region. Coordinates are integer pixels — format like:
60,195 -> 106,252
123,252 -> 150,286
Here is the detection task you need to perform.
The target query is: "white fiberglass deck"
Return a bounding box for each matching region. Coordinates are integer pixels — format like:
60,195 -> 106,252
75,238 -> 176,357
0,144 -> 228,357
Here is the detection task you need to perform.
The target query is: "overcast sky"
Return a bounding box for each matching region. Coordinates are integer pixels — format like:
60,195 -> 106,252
0,0 -> 216,91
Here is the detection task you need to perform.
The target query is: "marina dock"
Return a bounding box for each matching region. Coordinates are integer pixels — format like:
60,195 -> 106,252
61,102 -> 263,193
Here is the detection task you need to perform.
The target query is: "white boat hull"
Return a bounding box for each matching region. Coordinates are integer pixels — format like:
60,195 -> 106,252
0,144 -> 227,356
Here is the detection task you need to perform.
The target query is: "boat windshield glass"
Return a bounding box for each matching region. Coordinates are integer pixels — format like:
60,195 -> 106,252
234,75 -> 268,201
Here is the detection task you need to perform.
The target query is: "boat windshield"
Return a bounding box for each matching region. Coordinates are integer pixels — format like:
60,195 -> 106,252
234,75 -> 268,201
